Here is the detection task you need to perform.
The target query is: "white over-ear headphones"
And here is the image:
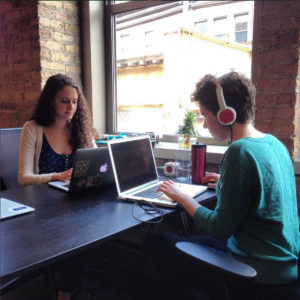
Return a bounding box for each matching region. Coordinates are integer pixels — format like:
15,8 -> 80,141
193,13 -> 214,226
215,81 -> 236,126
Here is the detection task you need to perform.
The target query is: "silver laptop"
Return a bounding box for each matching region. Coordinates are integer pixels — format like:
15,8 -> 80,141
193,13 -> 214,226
48,147 -> 114,192
0,198 -> 35,220
107,136 -> 207,208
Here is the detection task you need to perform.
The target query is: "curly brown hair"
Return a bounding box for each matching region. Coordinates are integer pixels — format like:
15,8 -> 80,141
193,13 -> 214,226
191,72 -> 256,123
30,74 -> 94,149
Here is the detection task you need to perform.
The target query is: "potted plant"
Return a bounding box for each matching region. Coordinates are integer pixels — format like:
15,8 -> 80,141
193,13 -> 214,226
177,111 -> 199,148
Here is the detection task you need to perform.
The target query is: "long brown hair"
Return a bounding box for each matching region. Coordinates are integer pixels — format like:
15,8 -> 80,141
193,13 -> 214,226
30,74 -> 94,149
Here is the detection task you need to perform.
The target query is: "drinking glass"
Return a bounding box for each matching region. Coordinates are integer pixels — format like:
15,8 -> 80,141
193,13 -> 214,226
174,151 -> 191,183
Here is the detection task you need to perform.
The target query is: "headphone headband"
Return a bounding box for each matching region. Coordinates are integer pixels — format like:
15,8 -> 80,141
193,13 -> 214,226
215,80 -> 237,126
216,81 -> 226,110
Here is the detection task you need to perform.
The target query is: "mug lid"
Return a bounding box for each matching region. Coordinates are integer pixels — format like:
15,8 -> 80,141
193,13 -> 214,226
192,143 -> 206,148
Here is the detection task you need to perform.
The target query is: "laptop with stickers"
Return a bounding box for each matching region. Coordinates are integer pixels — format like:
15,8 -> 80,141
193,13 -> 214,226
107,136 -> 207,208
48,147 -> 114,192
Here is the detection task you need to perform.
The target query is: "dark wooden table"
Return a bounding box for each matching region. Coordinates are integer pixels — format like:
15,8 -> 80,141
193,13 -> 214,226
0,184 -> 216,282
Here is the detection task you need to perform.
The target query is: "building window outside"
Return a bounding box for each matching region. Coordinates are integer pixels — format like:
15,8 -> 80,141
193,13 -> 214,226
194,20 -> 207,33
235,13 -> 248,43
144,30 -> 156,54
119,34 -> 130,56
213,16 -> 227,39
105,1 -> 253,138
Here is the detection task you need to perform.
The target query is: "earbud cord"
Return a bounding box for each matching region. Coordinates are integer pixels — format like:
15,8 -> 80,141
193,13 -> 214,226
229,125 -> 233,144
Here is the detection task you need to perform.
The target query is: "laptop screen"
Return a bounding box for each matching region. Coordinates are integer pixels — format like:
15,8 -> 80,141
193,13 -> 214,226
109,137 -> 157,193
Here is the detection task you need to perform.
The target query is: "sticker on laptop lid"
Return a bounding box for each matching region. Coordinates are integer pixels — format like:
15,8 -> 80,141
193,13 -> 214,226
74,160 -> 89,177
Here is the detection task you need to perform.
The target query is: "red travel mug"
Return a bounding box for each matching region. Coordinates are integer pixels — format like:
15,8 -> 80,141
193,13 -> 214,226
191,143 -> 206,184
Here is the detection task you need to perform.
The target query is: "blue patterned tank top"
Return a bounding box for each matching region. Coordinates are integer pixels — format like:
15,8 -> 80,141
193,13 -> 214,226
39,134 -> 74,174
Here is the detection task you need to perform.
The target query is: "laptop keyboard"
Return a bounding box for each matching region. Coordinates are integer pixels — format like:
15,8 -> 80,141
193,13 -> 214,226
133,185 -> 163,199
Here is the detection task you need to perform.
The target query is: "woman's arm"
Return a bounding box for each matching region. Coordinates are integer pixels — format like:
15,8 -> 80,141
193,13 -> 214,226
18,122 -> 54,186
193,145 -> 257,240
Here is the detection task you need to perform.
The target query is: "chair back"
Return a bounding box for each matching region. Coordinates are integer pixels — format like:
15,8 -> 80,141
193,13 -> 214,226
0,128 -> 22,190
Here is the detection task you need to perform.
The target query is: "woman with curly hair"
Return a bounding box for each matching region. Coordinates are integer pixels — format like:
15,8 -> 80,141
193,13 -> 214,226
18,74 -> 95,300
151,72 -> 299,299
18,74 -> 95,186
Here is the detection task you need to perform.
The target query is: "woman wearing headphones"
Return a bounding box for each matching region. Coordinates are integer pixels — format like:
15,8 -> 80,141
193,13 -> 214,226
152,72 -> 299,299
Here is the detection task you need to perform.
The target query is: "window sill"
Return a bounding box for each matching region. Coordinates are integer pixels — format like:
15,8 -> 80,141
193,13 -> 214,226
155,143 -> 300,174
154,142 -> 227,164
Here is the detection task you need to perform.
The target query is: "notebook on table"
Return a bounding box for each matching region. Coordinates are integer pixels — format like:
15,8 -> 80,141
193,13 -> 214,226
0,198 -> 35,220
48,147 -> 114,192
107,136 -> 207,208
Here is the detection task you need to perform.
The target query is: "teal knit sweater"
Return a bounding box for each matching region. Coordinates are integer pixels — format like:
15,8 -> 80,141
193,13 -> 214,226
194,134 -> 299,284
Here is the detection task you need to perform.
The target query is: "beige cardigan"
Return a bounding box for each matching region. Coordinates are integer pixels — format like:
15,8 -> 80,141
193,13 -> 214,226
18,120 -> 96,186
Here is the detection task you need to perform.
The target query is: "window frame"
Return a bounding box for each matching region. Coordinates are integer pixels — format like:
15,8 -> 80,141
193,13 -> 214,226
103,1 -> 258,146
104,0 -> 177,134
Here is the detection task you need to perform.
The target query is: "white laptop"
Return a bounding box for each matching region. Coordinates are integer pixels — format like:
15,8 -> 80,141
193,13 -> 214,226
0,198 -> 35,220
48,147 -> 114,192
107,136 -> 207,208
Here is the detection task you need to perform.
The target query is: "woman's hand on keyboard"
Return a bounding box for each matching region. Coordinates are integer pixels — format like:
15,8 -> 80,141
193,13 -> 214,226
51,168 -> 73,182
158,180 -> 200,217
203,172 -> 220,189
157,180 -> 185,203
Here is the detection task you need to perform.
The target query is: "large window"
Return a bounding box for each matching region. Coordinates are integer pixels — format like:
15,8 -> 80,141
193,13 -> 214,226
105,1 -> 253,137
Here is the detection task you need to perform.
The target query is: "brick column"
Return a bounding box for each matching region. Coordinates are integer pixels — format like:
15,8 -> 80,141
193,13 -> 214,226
0,1 -> 41,127
38,1 -> 82,87
254,1 -> 300,158
0,1 -> 82,128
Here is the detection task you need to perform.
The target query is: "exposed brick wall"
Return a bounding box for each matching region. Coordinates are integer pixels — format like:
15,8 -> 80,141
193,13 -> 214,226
0,1 -> 82,128
0,1 -> 41,127
254,1 -> 300,158
38,1 -> 82,87
253,1 -> 300,211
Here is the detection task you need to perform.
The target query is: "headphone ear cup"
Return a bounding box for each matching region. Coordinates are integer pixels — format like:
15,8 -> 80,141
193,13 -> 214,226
217,107 -> 236,125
